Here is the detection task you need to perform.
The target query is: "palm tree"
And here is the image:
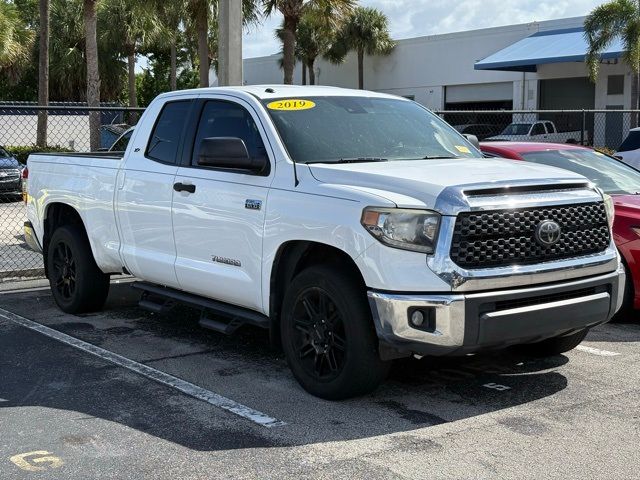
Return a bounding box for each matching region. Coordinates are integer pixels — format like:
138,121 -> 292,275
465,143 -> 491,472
102,0 -> 163,108
186,0 -> 261,87
585,0 -> 640,116
0,1 -> 35,82
49,0 -> 125,102
262,0 -> 355,85
329,6 -> 394,89
157,2 -> 185,90
295,13 -> 334,85
83,0 -> 101,151
37,0 -> 50,148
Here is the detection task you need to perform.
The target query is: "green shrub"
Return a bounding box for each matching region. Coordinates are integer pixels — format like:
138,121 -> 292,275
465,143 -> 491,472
5,145 -> 74,164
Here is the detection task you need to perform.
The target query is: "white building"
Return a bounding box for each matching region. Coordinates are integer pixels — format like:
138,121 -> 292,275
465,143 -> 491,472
238,16 -> 631,147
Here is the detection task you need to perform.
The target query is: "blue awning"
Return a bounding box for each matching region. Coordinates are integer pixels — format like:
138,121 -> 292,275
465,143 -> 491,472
475,27 -> 624,72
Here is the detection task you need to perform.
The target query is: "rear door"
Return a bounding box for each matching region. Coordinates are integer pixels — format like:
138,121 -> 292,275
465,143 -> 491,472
171,97 -> 274,311
116,98 -> 194,286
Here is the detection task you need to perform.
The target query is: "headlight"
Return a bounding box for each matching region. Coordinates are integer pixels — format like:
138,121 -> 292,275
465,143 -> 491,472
603,194 -> 615,229
361,207 -> 441,253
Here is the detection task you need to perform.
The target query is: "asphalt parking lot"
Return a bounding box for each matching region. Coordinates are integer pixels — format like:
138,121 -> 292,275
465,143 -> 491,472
0,279 -> 639,479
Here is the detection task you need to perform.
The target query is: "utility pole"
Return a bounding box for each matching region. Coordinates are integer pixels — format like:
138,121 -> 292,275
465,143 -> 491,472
218,0 -> 243,86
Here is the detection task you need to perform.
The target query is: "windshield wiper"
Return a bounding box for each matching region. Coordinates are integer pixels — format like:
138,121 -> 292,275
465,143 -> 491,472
422,155 -> 459,160
307,157 -> 389,164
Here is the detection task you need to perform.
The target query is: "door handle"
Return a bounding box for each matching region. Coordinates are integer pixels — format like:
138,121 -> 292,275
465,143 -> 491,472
173,182 -> 196,194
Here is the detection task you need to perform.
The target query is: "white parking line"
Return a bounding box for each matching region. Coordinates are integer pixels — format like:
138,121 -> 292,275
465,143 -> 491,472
575,345 -> 621,357
0,307 -> 286,428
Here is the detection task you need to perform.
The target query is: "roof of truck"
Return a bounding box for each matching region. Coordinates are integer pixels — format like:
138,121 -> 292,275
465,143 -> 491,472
160,85 -> 405,101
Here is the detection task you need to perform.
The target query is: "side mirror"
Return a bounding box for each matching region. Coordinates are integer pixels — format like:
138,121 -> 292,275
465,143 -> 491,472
197,137 -> 268,174
463,134 -> 480,149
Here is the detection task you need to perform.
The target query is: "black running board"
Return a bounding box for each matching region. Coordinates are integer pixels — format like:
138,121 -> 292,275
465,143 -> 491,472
132,282 -> 270,335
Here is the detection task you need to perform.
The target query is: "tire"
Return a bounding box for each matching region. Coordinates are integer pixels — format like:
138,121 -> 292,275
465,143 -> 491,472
518,329 -> 589,357
280,265 -> 390,400
47,224 -> 110,314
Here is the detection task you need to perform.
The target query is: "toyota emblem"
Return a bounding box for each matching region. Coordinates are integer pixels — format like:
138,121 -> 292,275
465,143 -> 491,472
535,220 -> 562,247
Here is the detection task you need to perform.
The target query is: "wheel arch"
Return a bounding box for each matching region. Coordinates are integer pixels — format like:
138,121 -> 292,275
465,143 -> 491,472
268,241 -> 367,348
42,202 -> 90,277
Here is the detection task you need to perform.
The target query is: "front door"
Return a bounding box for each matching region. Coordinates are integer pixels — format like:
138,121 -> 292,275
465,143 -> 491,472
171,98 -> 274,311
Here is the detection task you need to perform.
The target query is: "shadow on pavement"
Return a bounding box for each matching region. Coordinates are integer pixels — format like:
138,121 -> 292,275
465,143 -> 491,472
0,282 -> 571,450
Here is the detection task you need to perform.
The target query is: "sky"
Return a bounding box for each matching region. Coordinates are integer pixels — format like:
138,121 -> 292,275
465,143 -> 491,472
241,0 -> 605,59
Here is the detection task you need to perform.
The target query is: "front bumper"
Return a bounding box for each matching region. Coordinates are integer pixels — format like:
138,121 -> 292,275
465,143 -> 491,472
368,265 -> 625,356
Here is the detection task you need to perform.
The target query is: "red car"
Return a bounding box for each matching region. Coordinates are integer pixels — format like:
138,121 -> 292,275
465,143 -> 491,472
480,142 -> 640,317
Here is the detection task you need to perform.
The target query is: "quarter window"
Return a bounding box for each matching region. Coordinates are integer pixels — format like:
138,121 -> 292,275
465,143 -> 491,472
191,101 -> 268,167
146,101 -> 192,164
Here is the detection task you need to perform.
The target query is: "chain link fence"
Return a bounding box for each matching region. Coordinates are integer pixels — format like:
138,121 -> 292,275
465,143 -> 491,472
0,106 -> 637,281
0,105 -> 143,281
435,109 -> 640,152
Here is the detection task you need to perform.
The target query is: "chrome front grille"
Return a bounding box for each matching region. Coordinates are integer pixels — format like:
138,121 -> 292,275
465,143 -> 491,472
449,202 -> 610,269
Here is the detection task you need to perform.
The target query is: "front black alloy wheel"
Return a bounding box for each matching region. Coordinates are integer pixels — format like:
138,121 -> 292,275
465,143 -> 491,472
292,287 -> 347,382
281,265 -> 390,400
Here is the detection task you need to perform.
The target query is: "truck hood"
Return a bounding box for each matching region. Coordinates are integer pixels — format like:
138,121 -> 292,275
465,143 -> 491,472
308,158 -> 588,210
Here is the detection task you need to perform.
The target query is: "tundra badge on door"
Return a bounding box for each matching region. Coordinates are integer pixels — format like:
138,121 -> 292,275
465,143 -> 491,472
245,199 -> 262,211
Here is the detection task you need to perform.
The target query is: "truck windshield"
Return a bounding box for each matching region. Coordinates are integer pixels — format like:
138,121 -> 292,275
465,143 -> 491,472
501,123 -> 532,135
262,96 -> 479,164
521,149 -> 640,195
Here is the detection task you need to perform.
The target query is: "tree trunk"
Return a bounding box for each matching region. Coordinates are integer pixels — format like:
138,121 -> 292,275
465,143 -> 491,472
307,59 -> 315,85
281,16 -> 297,85
36,0 -> 49,148
170,39 -> 177,91
196,10 -> 209,87
357,48 -> 364,90
301,63 -> 306,85
84,0 -> 101,151
127,50 -> 137,108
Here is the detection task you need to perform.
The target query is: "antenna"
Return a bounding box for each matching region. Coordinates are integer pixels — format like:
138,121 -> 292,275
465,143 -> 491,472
292,159 -> 300,187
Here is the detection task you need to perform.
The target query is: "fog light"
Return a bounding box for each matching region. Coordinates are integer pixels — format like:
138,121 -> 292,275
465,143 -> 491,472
410,310 -> 425,327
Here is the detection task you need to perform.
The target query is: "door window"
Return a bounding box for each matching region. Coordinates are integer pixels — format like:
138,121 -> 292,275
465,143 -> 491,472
146,100 -> 192,164
545,122 -> 556,133
531,123 -> 546,136
191,101 -> 268,168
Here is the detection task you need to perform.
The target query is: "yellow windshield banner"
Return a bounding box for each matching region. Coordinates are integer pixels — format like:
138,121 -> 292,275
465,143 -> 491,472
267,99 -> 316,111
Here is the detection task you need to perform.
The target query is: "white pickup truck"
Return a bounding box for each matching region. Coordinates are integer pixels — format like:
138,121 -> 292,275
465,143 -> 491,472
488,120 -> 584,144
24,86 -> 625,399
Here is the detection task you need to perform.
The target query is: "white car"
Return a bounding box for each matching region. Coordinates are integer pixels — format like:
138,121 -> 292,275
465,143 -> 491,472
616,127 -> 640,170
488,120 -> 585,144
23,86 -> 625,399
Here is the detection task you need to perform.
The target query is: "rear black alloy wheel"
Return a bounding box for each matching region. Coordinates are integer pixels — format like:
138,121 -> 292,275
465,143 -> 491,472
292,287 -> 347,382
47,224 -> 110,314
281,265 -> 390,400
51,241 -> 77,301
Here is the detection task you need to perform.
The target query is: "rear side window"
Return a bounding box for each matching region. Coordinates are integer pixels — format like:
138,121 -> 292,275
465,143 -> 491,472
618,131 -> 640,152
545,122 -> 556,133
146,101 -> 191,164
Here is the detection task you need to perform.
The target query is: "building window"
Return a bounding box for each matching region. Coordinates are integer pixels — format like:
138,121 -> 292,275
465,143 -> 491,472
607,75 -> 624,95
